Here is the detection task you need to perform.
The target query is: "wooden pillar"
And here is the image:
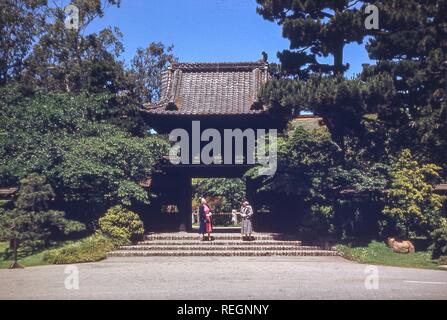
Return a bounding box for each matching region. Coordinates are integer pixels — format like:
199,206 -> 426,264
178,176 -> 192,232
245,178 -> 257,212
245,177 -> 260,230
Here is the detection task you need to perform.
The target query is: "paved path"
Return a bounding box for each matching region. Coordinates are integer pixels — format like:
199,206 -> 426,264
0,256 -> 446,300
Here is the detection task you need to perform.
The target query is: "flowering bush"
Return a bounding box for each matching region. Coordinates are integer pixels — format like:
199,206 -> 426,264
99,205 -> 144,242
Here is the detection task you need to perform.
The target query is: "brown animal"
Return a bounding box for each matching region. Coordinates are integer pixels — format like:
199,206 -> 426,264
387,237 -> 415,254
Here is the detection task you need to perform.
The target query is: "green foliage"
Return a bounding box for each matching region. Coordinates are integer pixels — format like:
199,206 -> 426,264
15,174 -> 54,211
429,227 -> 447,259
129,42 -> 177,103
256,1 -> 447,243
0,210 -> 37,252
0,2 -> 171,230
0,241 -> 51,269
260,74 -> 397,160
99,205 -> 144,242
0,86 -> 169,210
43,233 -> 119,264
256,0 -> 370,76
192,178 -> 246,213
258,0 -> 447,170
247,127 -> 342,233
383,150 -> 447,238
23,1 -> 125,94
248,125 -> 390,235
0,174 -> 84,264
363,0 -> 447,167
0,0 -> 46,85
54,131 -> 166,207
248,127 -> 338,193
337,241 -> 439,269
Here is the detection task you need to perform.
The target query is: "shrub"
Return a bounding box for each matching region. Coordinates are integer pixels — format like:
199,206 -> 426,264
382,150 -> 446,238
430,227 -> 447,259
43,233 -> 120,264
99,205 -> 144,242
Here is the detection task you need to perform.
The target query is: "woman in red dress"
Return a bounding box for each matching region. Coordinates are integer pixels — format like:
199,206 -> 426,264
200,198 -> 213,241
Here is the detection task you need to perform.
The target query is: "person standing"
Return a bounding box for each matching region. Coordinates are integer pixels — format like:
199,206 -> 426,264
231,209 -> 238,226
198,197 -> 213,241
240,201 -> 254,240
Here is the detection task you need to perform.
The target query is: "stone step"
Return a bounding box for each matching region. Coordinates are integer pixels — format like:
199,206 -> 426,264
109,233 -> 338,257
117,245 -> 322,251
137,240 -> 303,246
107,250 -> 340,257
144,234 -> 286,241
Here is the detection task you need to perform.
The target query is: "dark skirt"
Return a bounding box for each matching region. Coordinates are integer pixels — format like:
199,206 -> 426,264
198,218 -> 206,234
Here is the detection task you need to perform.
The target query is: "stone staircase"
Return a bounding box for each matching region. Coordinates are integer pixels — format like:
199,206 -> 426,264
107,233 -> 340,257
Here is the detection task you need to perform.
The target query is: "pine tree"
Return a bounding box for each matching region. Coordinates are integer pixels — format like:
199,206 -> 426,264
0,174 -> 84,268
256,0 -> 371,77
363,0 -> 447,166
259,73 -> 397,160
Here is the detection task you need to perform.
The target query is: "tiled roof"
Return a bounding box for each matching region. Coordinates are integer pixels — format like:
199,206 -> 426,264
143,61 -> 269,115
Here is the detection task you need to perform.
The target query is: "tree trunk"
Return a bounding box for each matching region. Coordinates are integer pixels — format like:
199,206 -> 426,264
9,238 -> 23,269
333,2 -> 346,76
13,238 -> 18,264
334,43 -> 344,76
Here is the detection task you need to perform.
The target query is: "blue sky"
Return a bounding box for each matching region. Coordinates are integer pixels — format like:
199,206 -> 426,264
88,0 -> 372,77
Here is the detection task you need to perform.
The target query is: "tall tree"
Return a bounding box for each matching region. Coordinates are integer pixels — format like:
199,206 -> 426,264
0,0 -> 47,86
256,0 -> 370,77
18,1 -> 148,133
24,0 -> 126,93
0,174 -> 84,268
129,42 -> 176,104
258,0 -> 447,169
363,0 -> 447,167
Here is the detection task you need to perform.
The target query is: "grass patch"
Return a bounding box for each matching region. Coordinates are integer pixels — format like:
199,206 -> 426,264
337,241 -> 441,270
0,241 -> 54,269
0,233 -> 121,268
42,233 -> 122,264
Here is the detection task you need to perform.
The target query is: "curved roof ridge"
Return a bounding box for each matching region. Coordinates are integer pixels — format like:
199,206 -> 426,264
170,61 -> 267,71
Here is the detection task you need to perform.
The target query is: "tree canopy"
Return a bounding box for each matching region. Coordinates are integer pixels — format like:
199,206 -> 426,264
258,0 -> 447,170
0,173 -> 85,267
0,0 -> 47,86
255,0 -> 447,239
129,42 -> 176,104
256,0 -> 374,76
0,85 -> 168,221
